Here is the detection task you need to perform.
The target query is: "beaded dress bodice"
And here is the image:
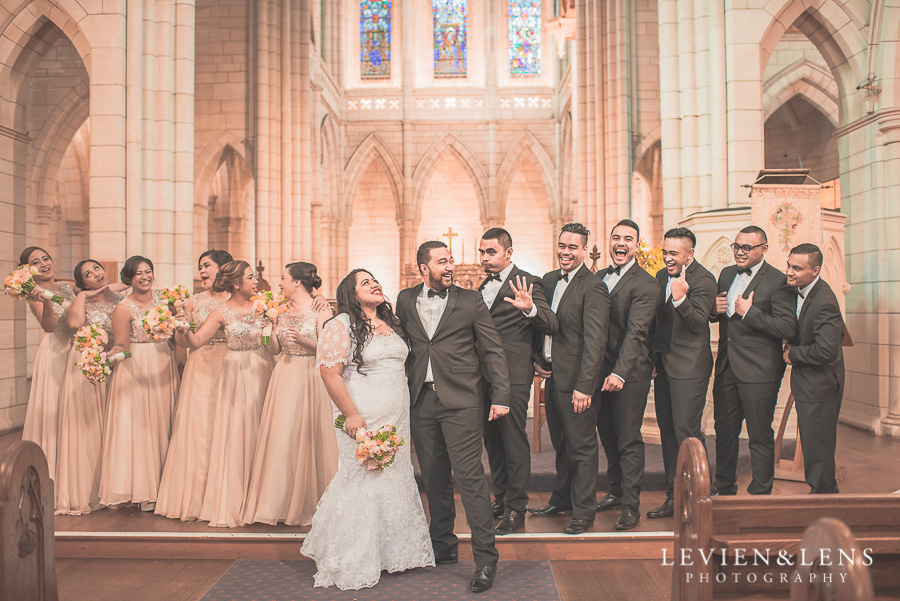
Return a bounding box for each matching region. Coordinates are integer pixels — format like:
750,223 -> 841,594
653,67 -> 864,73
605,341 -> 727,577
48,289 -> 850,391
125,291 -> 163,343
84,292 -> 124,350
220,305 -> 266,351
276,308 -> 318,357
48,282 -> 77,340
192,291 -> 227,343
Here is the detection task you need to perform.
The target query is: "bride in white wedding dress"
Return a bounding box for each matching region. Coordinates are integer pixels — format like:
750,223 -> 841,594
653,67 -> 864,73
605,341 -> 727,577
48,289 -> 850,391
301,269 -> 435,590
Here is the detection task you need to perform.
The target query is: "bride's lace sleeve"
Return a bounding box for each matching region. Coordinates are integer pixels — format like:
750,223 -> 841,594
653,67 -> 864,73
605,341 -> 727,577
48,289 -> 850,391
317,314 -> 354,368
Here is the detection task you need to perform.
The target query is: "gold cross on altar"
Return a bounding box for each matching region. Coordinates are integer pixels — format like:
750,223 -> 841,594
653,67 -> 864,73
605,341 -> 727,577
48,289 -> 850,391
443,228 -> 458,254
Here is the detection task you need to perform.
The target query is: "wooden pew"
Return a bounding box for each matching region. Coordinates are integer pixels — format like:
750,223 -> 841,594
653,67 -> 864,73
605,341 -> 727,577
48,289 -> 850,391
672,438 -> 900,601
0,440 -> 59,601
791,518 -> 874,601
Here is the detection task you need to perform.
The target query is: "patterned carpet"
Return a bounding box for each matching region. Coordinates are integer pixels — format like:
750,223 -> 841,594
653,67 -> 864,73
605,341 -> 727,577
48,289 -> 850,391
201,559 -> 560,601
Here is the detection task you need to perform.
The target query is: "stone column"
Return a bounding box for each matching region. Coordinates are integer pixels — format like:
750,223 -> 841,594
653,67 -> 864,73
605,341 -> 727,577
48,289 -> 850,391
877,115 -> 900,437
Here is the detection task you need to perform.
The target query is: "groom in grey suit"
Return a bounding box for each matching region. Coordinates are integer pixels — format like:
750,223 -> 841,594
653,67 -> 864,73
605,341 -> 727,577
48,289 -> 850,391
396,240 -> 511,594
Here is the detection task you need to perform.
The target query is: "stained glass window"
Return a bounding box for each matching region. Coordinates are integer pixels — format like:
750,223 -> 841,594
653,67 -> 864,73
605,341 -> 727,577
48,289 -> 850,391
360,0 -> 391,79
508,0 -> 541,77
433,0 -> 467,78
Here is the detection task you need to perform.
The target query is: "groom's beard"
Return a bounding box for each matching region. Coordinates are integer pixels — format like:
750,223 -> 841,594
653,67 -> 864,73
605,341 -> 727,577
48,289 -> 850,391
426,269 -> 453,290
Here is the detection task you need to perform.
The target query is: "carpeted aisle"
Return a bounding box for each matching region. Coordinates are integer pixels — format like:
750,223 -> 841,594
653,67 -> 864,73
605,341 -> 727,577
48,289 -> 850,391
201,559 -> 560,600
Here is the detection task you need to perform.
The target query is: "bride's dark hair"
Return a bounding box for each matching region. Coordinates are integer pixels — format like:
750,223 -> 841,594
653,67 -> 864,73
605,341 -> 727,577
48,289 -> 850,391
334,268 -> 407,374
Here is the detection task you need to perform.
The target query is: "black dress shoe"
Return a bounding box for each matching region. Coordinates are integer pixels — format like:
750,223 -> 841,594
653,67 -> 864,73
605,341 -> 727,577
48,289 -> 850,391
469,565 -> 497,593
596,493 -> 622,512
615,505 -> 640,530
646,498 -> 675,519
563,518 -> 593,535
494,509 -> 525,535
433,550 -> 458,565
528,503 -> 572,517
491,499 -> 505,519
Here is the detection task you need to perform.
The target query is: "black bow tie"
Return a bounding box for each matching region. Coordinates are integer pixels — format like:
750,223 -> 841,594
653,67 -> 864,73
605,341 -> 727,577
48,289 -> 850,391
484,272 -> 501,282
427,288 -> 448,299
558,271 -> 569,282
607,265 -> 621,276
736,267 -> 752,276
796,287 -> 806,299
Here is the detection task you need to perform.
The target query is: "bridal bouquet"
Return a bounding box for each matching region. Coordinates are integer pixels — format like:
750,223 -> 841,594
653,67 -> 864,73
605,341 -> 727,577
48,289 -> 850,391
73,324 -> 130,384
142,304 -> 194,341
334,416 -> 406,471
4,265 -> 64,304
159,285 -> 191,311
250,290 -> 289,344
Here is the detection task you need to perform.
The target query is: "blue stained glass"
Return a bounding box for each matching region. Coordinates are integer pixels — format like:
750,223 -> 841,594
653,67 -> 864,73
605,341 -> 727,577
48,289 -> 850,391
361,0 -> 391,79
508,0 -> 541,77
433,0 -> 467,77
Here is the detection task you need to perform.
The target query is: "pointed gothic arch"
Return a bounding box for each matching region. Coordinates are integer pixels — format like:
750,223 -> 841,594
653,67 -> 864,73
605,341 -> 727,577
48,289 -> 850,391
496,131 -> 557,221
412,133 -> 489,222
343,132 -> 403,220
764,59 -> 840,127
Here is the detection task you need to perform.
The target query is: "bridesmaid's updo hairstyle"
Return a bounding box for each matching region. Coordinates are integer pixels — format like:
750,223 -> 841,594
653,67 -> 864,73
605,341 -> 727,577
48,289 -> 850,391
120,255 -> 154,286
73,259 -> 103,290
19,246 -> 51,266
286,262 -> 322,293
212,260 -> 250,293
198,249 -> 233,269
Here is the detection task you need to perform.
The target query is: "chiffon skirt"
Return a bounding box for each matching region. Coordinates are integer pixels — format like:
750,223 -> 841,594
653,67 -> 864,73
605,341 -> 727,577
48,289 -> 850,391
23,331 -> 71,482
55,346 -> 109,515
155,342 -> 227,521
199,348 -> 274,527
243,354 -> 338,526
99,342 -> 179,506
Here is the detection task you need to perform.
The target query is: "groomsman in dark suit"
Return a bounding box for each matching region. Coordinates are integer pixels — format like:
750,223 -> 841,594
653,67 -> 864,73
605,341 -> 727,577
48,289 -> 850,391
477,228 -> 558,535
784,243 -> 845,494
396,241 -> 511,593
529,223 -> 610,535
711,226 -> 797,496
593,219 -> 660,530
647,227 -> 717,519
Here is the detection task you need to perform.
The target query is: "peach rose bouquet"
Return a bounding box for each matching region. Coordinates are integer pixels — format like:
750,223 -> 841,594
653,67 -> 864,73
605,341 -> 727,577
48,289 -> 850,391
4,265 -> 64,304
142,304 -> 194,341
159,284 -> 191,311
334,416 -> 406,471
73,324 -> 129,384
250,290 -> 289,345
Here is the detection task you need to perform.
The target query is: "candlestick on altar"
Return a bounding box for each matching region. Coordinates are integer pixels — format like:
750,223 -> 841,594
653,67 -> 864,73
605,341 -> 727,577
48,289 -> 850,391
461,239 -> 465,264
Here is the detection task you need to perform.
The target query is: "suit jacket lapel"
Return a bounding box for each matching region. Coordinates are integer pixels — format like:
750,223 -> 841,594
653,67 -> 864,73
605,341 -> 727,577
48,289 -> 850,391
609,264 -> 634,299
490,265 -> 518,313
742,261 -> 768,297
406,284 -> 429,340
798,278 -> 823,326
556,264 -> 587,313
432,285 -> 459,338
721,267 -> 738,294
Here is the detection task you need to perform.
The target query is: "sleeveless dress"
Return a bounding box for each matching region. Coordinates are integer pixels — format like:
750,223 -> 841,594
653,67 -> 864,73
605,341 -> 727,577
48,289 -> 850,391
56,294 -> 123,514
243,308 -> 339,526
22,281 -> 76,483
199,305 -> 275,527
301,314 -> 434,590
99,292 -> 180,508
155,292 -> 228,521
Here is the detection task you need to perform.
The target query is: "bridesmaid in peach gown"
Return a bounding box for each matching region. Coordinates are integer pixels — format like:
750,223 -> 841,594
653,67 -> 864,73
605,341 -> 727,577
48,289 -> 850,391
155,249 -> 233,521
178,261 -> 274,527
56,260 -> 124,514
243,262 -> 338,526
19,246 -> 76,482
100,256 -> 180,511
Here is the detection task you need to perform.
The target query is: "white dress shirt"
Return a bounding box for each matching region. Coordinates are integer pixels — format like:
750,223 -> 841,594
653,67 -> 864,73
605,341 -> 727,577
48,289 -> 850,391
481,263 -> 515,309
601,259 -> 637,385
417,284 -> 449,383
665,259 -> 693,308
543,262 -> 585,362
602,257 -> 636,294
796,276 -> 819,319
726,261 -> 762,318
